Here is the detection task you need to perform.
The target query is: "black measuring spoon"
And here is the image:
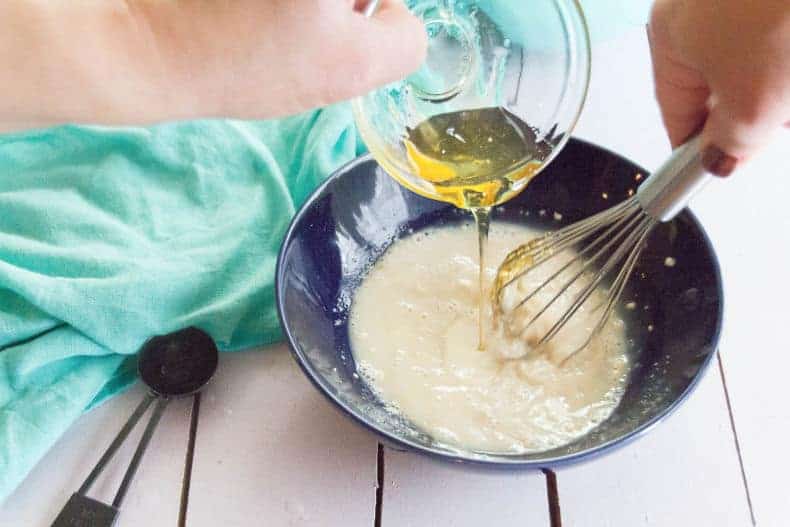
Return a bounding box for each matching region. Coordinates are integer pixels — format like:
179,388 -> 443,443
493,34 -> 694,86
52,327 -> 219,527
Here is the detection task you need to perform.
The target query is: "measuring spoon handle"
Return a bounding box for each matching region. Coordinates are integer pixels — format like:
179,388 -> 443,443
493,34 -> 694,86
77,393 -> 156,495
112,397 -> 169,508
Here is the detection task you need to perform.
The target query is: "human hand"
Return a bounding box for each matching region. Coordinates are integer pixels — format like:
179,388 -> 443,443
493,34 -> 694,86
648,0 -> 789,176
145,0 -> 428,120
0,0 -> 427,129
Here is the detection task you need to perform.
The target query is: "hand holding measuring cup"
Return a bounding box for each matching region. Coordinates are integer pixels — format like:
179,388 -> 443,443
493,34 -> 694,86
0,0 -> 427,128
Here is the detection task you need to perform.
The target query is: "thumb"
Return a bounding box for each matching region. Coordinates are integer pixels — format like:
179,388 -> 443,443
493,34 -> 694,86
348,0 -> 427,92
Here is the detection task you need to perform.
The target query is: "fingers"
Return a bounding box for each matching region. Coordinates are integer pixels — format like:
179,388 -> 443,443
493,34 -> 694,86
356,0 -> 427,76
647,12 -> 710,148
648,39 -> 709,147
339,0 -> 427,97
276,0 -> 426,115
648,0 -> 790,177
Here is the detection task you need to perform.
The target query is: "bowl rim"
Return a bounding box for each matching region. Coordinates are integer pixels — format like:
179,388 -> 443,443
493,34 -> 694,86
275,139 -> 724,468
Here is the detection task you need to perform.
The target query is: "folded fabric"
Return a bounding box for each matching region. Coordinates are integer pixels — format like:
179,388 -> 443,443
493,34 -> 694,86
476,0 -> 651,45
0,106 -> 365,501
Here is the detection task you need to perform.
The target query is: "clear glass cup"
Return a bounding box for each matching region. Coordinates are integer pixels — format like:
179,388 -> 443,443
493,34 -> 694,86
353,0 -> 591,210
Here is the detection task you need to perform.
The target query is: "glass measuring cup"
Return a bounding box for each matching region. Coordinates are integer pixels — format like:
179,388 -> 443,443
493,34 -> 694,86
353,0 -> 591,210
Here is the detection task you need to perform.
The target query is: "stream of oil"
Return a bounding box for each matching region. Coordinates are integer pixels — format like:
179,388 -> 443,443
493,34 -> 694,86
404,107 -> 553,349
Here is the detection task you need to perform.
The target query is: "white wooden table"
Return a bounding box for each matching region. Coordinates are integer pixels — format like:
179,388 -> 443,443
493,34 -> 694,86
2,27 -> 788,527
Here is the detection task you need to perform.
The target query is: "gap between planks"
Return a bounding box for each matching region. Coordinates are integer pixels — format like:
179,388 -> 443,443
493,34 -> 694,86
374,445 -> 561,527
717,354 -> 757,526
374,443 -> 384,527
542,469 -> 562,527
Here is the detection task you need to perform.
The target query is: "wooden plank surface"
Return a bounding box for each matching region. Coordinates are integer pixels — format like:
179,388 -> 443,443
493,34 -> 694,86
573,28 -> 668,172
382,448 -> 551,526
0,383 -> 192,527
185,346 -> 378,527
690,135 -> 790,527
557,366 -> 753,526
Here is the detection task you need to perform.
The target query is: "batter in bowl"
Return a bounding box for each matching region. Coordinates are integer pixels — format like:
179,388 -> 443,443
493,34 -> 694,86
349,222 -> 629,454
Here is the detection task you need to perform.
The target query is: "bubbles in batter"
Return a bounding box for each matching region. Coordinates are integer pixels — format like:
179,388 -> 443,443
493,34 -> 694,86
349,222 -> 629,454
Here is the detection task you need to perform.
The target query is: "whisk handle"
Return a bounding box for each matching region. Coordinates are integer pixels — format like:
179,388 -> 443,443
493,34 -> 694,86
362,0 -> 381,17
636,135 -> 712,222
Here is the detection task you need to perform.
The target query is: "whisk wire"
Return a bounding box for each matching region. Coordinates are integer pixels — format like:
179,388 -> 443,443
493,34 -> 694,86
529,200 -> 637,258
515,210 -> 643,335
538,214 -> 654,348
557,217 -> 655,364
571,218 -> 655,354
512,203 -> 642,314
496,199 -> 639,298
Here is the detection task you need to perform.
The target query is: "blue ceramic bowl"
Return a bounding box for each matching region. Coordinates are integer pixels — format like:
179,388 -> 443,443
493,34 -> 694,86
275,138 -> 723,467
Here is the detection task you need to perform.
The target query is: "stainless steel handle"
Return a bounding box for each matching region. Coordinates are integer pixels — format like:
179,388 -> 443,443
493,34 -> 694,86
363,0 -> 381,17
636,134 -> 712,222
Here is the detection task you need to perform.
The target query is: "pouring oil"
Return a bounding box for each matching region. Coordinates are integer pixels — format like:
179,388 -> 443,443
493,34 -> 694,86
403,107 -> 553,350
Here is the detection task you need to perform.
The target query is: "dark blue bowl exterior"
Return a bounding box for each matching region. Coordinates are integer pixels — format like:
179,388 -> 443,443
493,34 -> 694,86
275,138 -> 724,469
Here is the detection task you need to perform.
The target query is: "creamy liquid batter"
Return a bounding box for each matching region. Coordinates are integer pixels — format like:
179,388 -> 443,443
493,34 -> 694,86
349,223 -> 629,453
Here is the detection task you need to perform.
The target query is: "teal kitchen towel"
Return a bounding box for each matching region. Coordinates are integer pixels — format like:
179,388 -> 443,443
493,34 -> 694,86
0,105 -> 365,501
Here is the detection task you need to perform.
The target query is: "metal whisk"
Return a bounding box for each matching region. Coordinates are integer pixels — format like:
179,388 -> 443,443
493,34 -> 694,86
492,135 -> 712,363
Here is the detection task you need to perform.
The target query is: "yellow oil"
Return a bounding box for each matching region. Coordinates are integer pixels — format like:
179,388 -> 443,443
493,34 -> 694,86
403,107 -> 550,209
491,236 -> 545,310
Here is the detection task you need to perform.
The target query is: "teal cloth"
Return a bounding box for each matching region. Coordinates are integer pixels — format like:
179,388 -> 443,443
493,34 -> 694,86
477,1 -> 652,45
0,1 -> 651,503
0,105 -> 365,501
